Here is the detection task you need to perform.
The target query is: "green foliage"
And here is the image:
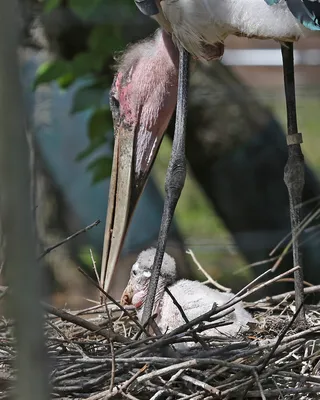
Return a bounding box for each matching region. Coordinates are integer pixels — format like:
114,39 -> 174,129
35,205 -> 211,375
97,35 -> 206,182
88,108 -> 112,140
87,156 -> 113,183
34,59 -> 71,87
69,0 -> 106,20
35,0 -> 134,183
44,0 -> 61,12
70,83 -> 106,113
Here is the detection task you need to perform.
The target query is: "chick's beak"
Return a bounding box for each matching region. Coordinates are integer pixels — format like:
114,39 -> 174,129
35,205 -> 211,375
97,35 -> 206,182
120,282 -> 134,306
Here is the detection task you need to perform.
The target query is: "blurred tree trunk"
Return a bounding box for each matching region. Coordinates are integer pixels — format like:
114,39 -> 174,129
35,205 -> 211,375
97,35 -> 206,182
0,1 -> 49,399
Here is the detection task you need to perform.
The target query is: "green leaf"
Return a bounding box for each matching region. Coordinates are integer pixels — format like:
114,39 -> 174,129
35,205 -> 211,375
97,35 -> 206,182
87,156 -> 113,184
88,108 -> 111,140
57,73 -> 75,89
44,0 -> 60,12
70,84 -> 106,113
69,0 -> 105,20
71,53 -> 103,77
34,60 -> 71,88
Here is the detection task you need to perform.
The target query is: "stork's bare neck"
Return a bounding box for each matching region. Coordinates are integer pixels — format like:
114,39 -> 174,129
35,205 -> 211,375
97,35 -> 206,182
155,0 -> 312,60
115,29 -> 179,128
114,30 -> 180,184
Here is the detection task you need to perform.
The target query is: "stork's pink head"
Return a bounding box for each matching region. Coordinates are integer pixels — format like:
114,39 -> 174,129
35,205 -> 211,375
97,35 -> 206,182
101,30 -> 179,292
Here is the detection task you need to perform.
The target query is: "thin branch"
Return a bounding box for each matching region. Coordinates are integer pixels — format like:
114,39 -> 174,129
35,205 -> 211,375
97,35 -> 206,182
42,302 -> 130,344
181,374 -> 220,395
252,284 -> 320,305
77,265 -> 148,335
165,287 -> 209,350
186,249 -> 231,292
38,220 -> 100,260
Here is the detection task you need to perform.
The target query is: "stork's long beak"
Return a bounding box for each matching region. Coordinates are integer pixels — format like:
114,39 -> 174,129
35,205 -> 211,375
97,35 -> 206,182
100,118 -> 135,295
100,85 -> 167,295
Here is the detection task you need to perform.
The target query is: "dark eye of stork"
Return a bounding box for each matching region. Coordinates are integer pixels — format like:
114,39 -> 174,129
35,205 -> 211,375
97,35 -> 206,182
110,94 -> 119,113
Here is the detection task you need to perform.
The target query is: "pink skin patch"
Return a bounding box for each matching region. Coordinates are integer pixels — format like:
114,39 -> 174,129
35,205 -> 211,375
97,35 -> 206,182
132,291 -> 145,309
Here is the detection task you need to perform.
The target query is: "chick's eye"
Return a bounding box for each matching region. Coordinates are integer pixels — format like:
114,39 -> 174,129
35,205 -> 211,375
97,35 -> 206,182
132,269 -> 137,276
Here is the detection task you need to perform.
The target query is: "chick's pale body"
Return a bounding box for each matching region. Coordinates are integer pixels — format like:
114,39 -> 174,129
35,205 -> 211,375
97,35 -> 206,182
137,279 -> 253,338
122,249 -> 254,346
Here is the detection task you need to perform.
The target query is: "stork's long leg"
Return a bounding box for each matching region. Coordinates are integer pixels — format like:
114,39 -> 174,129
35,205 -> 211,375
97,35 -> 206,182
281,42 -> 305,323
141,46 -> 190,328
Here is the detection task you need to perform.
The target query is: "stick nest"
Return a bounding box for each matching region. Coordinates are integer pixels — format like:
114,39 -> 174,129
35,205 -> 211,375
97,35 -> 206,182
1,280 -> 320,399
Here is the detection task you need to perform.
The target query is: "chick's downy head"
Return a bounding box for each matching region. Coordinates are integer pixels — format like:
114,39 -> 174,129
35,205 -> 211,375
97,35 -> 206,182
121,248 -> 176,308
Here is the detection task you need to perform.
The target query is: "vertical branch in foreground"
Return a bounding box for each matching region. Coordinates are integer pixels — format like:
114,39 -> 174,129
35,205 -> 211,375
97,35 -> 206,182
0,2 -> 49,400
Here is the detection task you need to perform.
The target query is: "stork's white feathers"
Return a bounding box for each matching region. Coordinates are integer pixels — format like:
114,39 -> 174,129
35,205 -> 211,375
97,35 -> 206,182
159,0 -> 309,59
123,248 -> 255,348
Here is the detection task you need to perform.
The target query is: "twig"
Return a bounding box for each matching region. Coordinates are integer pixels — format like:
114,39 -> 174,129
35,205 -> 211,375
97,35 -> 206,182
246,387 -> 320,397
231,268 -> 272,303
46,319 -> 88,359
165,287 -> 209,350
252,370 -> 266,400
77,266 -> 148,335
271,208 -> 320,271
42,302 -> 130,343
269,206 -> 319,258
234,256 -> 278,276
181,374 -> 220,395
38,220 -> 100,260
221,266 -> 300,313
253,284 -> 320,305
242,301 -> 304,399
260,302 -> 304,370
137,359 -> 255,384
87,365 -> 148,400
109,339 -> 115,392
123,306 -> 235,358
186,249 -> 231,292
90,248 -> 100,283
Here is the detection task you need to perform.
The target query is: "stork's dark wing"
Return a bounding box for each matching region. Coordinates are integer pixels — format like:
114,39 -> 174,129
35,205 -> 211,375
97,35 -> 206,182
264,0 -> 280,5
286,0 -> 320,30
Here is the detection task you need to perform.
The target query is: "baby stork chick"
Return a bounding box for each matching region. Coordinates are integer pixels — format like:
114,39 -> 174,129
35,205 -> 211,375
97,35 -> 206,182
121,248 -> 254,344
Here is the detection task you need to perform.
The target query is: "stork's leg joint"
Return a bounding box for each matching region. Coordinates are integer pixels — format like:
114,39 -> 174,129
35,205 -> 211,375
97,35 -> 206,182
286,132 -> 302,146
165,157 -> 187,203
284,144 -> 305,198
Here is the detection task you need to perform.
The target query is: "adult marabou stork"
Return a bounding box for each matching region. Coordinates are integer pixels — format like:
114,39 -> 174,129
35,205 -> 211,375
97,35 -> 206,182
101,0 -> 320,325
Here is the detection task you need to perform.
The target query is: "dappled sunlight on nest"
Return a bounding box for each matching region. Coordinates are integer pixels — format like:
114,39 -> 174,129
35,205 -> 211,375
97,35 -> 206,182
1,270 -> 320,399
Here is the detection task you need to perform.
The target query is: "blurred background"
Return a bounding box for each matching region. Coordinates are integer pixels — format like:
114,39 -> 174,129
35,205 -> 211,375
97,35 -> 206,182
16,0 -> 320,308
